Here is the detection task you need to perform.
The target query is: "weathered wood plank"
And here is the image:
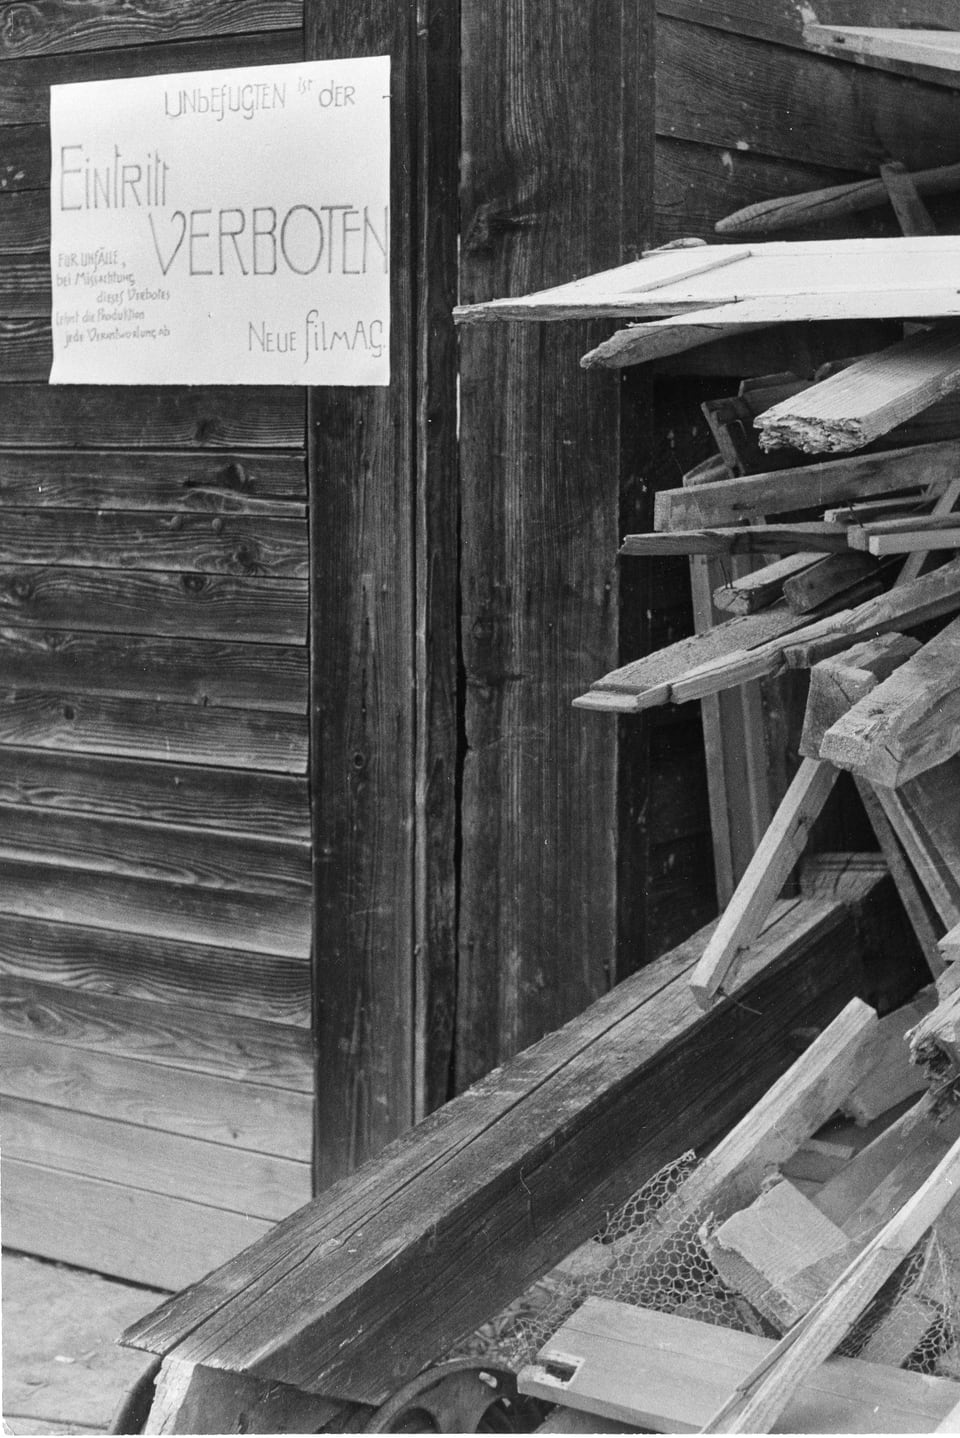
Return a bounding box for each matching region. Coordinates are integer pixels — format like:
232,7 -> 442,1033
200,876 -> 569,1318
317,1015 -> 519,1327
2,1099 -> 311,1221
0,977 -> 313,1089
0,628 -> 307,712
0,316 -> 48,378
0,2 -> 302,58
0,746 -> 310,840
0,251 -> 48,313
0,689 -> 308,772
123,888 -> 879,1401
0,509 -> 307,576
0,857 -> 310,957
0,448 -> 306,508
712,552 -> 819,615
0,913 -> 310,1026
0,31 -> 302,123
0,804 -> 310,897
656,1 -> 960,54
621,522 -> 850,557
0,565 -> 307,643
0,1033 -> 313,1157
1,1160 -> 273,1290
0,386 -> 304,448
0,124 -> 48,191
0,188 -> 45,251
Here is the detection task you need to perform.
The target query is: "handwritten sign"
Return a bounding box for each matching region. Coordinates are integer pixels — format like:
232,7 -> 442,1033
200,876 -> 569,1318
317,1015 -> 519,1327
49,56 -> 390,386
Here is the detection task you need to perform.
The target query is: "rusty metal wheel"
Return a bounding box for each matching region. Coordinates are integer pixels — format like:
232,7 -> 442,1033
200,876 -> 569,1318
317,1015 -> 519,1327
362,1358 -> 547,1433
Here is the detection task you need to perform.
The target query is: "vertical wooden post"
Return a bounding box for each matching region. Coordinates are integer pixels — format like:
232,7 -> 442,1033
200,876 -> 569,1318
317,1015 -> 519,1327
456,1 -> 656,1085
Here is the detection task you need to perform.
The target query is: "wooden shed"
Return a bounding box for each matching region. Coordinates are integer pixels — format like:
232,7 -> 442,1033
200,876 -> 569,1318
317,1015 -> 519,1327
3,0 -> 960,1295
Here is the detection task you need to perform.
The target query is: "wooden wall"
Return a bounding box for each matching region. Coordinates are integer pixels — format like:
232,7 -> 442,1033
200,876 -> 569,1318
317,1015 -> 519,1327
0,5 -> 315,1290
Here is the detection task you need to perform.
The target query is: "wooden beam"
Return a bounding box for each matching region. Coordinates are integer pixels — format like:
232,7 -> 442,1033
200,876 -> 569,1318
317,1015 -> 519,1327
853,778 -> 946,974
821,615 -> 960,786
804,25 -> 960,75
120,888 -> 883,1404
688,758 -> 841,1007
653,441 -> 960,531
880,160 -> 938,238
841,988 -> 936,1125
712,553 -> 819,615
799,633 -> 921,759
756,327 -> 960,455
620,522 -> 850,557
143,1357 -> 341,1436
781,552 -> 883,615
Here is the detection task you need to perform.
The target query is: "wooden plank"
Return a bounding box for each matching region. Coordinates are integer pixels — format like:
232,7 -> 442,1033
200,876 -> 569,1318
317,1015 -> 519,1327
872,785 -> 960,929
653,441 -> 960,530
782,552 -> 883,614
142,1359 -> 339,1437
621,522 -> 850,557
805,25 -> 960,74
0,124 -> 48,192
713,553 -> 819,614
121,889 -> 877,1401
0,805 -> 310,898
0,317 -> 48,378
756,327 -> 960,454
0,386 -> 304,448
0,1 -> 302,57
0,565 -> 308,643
821,615 -> 960,785
0,188 -> 46,251
0,32 -> 302,123
852,778 -> 946,971
518,1298 -> 959,1434
0,857 -> 310,958
880,160 -> 938,237
2,1099 -> 311,1221
0,746 -> 309,839
1,1161 -> 273,1290
900,759 -> 960,914
0,509 -> 307,577
656,1 -> 960,55
0,978 -> 313,1089
0,629 -> 307,712
0,251 -> 49,314
842,988 -> 935,1124
799,632 -> 921,758
0,688 -> 307,772
851,514 -> 960,554
0,1033 -> 313,1158
688,758 -> 840,1006
0,449 -> 306,507
0,914 -> 310,1026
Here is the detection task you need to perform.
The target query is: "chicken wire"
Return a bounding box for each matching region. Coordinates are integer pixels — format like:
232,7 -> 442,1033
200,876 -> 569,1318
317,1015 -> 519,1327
452,1150 -> 960,1383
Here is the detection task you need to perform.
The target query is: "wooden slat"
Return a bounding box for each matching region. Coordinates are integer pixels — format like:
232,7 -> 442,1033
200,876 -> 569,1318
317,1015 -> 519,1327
657,16 -> 960,173
0,857 -> 310,957
620,522 -> 850,557
1,1160 -> 273,1290
805,25 -> 960,75
2,1100 -> 311,1222
0,746 -> 309,840
654,441 -> 960,530
0,978 -> 313,1089
0,565 -> 307,643
0,317 -> 48,378
0,804 -> 310,897
0,124 -> 48,192
0,509 -> 307,576
0,1 -> 302,58
0,629 -> 307,712
0,913 -> 310,1026
0,448 -> 306,507
853,777 -> 945,970
0,188 -> 45,251
0,386 -> 304,449
0,251 -> 49,314
712,553 -> 819,615
656,1 -> 960,55
0,689 -> 308,772
0,31 -> 302,123
1,1032 -> 313,1157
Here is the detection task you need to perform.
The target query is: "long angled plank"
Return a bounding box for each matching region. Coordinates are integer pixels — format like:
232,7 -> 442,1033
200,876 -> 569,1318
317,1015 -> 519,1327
121,889 -> 878,1400
0,510 -> 307,577
619,522 -> 849,557
0,689 -> 307,772
0,565 -> 308,643
0,449 -> 306,508
688,759 -> 841,1007
0,628 -> 307,713
653,441 -> 960,530
804,25 -> 960,74
0,913 -> 310,1026
0,745 -> 309,839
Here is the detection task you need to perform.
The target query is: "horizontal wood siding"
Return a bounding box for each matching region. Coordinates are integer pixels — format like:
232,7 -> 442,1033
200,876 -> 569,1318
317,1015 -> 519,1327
0,3 -> 313,1289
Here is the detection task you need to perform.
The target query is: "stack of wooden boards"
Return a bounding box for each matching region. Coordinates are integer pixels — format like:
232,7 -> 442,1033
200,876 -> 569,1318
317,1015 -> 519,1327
522,994 -> 960,1434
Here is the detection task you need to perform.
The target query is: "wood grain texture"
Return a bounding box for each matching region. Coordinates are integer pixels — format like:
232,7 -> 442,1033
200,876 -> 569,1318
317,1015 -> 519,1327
0,803 -> 310,897
0,250 -> 48,313
0,449 -> 306,508
0,628 -> 307,712
0,316 -> 48,378
0,386 -> 304,449
0,688 -> 308,772
0,30 -> 302,123
0,745 -> 309,839
123,890 -> 874,1401
1,1159 -> 273,1289
2,1099 -> 311,1221
0,1 -> 302,57
656,1 -> 960,53
0,508 -> 307,576
0,913 -> 310,1026
657,16 -> 960,174
0,187 -> 45,250
0,565 -> 307,642
0,1033 -> 313,1157
456,0 -> 653,1088
0,978 -> 312,1089
0,124 -> 48,191
0,856 -> 310,957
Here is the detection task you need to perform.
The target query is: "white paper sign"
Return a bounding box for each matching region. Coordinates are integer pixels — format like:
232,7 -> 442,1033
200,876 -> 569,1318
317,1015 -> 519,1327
49,56 -> 390,386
